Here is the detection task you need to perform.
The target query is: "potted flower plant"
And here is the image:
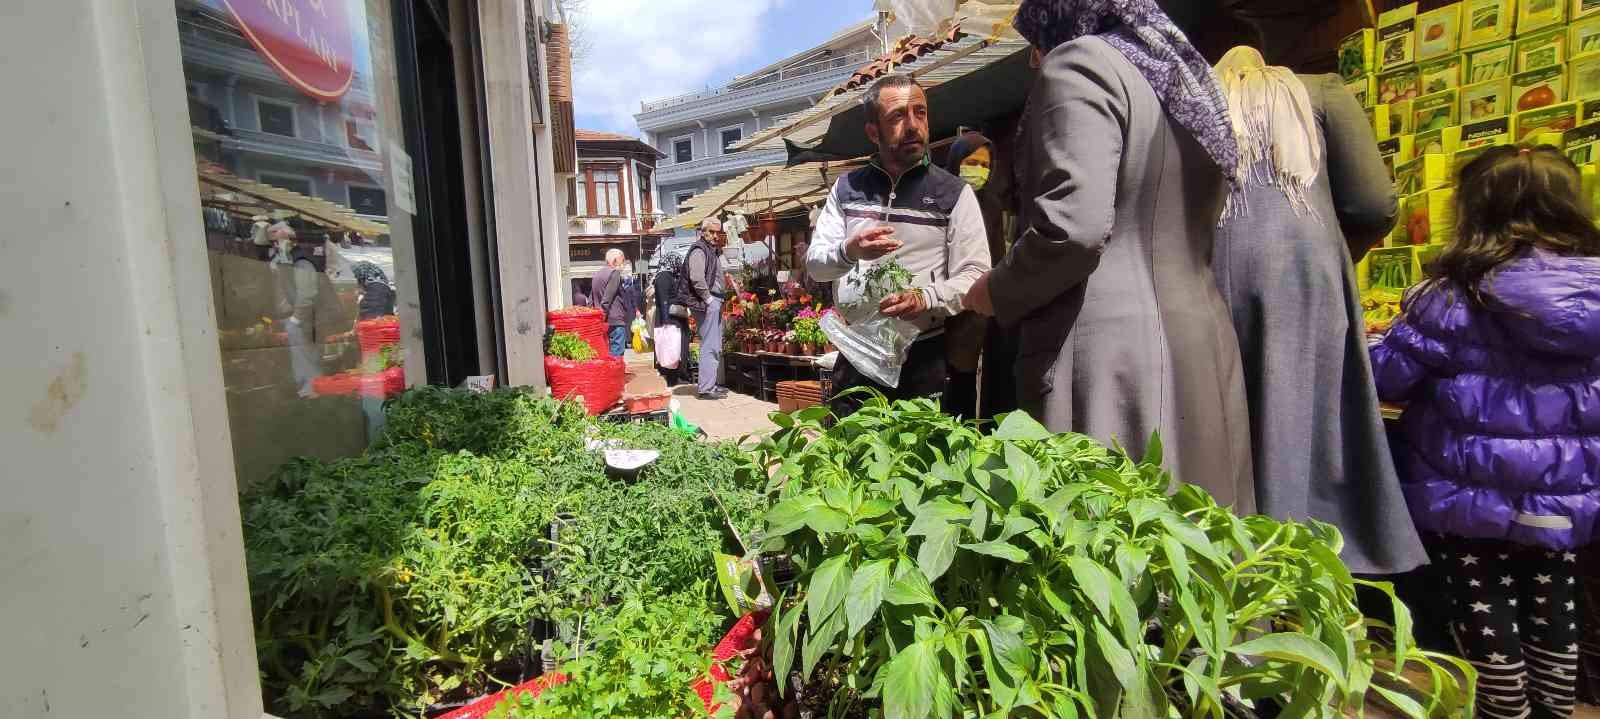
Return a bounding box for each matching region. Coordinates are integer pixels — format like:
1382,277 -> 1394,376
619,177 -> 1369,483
758,213 -> 779,238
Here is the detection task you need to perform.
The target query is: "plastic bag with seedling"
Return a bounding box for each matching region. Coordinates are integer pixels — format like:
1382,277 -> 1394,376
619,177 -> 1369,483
821,258 -> 922,388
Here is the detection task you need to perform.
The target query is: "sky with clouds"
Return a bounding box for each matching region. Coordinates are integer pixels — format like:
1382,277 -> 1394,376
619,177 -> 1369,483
570,0 -> 872,135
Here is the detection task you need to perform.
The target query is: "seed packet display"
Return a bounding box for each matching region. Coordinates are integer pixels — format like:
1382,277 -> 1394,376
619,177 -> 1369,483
1518,0 -> 1568,34
1517,28 -> 1569,72
1378,66 -> 1422,105
1466,42 -> 1515,82
1577,0 -> 1600,20
1379,4 -> 1420,71
1571,53 -> 1600,100
1393,155 -> 1424,195
1346,74 -> 1375,107
1463,0 -> 1516,47
1582,99 -> 1600,121
1419,55 -> 1465,93
1564,119 -> 1600,162
1378,135 -> 1415,179
1416,127 -> 1459,156
1515,101 -> 1581,140
1339,28 -> 1377,82
1574,15 -> 1600,55
1413,89 -> 1461,132
1460,114 -> 1514,147
1512,63 -> 1569,111
1461,77 -> 1513,118
1389,99 -> 1417,136
1418,4 -> 1464,60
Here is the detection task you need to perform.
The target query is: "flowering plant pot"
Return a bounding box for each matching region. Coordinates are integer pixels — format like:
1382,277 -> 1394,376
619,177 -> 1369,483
759,213 -> 779,238
800,343 -> 816,356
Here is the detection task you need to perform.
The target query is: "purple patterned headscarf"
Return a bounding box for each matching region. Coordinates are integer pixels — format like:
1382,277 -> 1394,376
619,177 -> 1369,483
1014,0 -> 1239,179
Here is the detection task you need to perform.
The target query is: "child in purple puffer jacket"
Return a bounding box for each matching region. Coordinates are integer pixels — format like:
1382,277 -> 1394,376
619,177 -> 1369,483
1373,145 -> 1600,719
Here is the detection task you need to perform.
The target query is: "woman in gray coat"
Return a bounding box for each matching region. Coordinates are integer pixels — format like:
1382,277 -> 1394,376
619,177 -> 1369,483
1211,47 -> 1427,575
966,0 -> 1255,511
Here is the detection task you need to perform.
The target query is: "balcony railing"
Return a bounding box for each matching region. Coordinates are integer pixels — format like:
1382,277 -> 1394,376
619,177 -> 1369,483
639,50 -> 872,114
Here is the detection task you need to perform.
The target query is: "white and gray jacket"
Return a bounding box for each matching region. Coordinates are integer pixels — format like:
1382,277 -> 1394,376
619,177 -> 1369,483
807,158 -> 991,336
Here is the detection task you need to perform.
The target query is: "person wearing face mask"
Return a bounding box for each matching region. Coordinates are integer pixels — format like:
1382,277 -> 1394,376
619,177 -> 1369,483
942,131 -> 1000,420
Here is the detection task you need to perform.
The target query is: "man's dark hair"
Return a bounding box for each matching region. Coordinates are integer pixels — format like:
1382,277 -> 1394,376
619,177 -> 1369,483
863,74 -> 922,124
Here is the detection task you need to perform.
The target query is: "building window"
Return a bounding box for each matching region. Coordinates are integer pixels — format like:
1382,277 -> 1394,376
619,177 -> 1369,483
566,177 -> 579,217
348,185 -> 388,216
257,98 -> 297,137
720,126 -> 743,153
583,167 -> 623,216
345,118 -> 377,151
258,172 -> 313,197
672,136 -> 693,164
675,191 -> 696,211
637,167 -> 654,214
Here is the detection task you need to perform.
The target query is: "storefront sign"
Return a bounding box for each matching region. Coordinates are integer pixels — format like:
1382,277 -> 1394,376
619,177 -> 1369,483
223,0 -> 355,102
569,241 -> 640,264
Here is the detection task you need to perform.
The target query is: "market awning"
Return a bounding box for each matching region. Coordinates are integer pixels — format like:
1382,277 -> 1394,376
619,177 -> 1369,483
733,1 -> 1023,155
196,160 -> 390,237
785,41 -> 1032,165
660,160 -> 867,230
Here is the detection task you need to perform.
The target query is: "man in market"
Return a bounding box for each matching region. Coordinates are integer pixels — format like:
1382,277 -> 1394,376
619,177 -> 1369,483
678,217 -> 731,400
589,248 -> 635,357
268,220 -> 345,399
806,74 -> 992,418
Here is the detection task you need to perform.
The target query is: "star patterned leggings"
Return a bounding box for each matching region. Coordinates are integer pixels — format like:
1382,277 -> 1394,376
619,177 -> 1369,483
1427,534 -> 1583,719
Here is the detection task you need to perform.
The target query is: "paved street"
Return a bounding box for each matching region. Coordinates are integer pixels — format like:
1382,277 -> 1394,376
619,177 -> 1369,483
622,352 -> 778,443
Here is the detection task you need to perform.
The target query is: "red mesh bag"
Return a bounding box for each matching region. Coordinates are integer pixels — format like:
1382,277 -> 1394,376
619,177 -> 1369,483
311,372 -> 361,397
433,672 -> 568,719
548,307 -> 608,359
358,366 -> 407,399
356,316 -> 402,354
693,610 -> 771,713
544,355 -> 625,415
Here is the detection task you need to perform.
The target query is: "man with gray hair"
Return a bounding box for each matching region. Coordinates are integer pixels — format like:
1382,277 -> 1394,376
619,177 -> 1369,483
676,218 -> 730,400
589,247 -> 634,357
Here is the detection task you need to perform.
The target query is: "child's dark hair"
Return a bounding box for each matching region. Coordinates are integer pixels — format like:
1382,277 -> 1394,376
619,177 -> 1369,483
1431,145 -> 1600,305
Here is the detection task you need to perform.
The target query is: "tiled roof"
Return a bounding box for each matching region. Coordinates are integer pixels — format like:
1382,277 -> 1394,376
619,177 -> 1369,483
837,24 -> 968,95
575,129 -> 645,143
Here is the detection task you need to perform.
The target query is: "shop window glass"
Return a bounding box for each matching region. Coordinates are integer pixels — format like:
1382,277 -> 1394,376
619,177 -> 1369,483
348,185 -> 388,216
260,172 -> 314,197
257,99 -> 297,137
174,0 -> 415,495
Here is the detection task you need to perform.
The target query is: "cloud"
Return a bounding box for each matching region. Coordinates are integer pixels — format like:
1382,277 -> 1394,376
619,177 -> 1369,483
568,0 -> 787,134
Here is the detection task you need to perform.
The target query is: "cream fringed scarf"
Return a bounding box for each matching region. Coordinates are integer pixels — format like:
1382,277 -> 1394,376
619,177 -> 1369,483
1214,46 -> 1322,221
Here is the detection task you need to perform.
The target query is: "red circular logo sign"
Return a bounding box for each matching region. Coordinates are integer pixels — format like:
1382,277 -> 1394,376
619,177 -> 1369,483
223,0 -> 355,102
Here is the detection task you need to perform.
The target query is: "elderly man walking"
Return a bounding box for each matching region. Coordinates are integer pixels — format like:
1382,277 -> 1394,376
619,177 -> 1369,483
678,218 -> 730,400
589,248 -> 634,357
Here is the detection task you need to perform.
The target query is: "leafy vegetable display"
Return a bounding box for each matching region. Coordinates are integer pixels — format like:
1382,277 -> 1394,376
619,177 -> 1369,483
847,259 -> 914,302
243,387 -> 765,717
486,588 -> 732,719
746,395 -> 1476,718
546,331 -> 597,361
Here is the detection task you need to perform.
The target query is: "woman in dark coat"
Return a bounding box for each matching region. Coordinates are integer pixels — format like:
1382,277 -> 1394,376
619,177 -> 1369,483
652,253 -> 690,386
1211,47 -> 1427,575
964,0 -> 1256,511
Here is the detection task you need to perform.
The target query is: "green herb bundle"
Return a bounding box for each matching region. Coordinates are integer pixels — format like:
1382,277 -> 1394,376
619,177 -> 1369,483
748,396 -> 1476,719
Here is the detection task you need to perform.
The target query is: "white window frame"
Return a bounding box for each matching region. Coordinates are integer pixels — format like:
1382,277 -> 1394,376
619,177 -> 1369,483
670,134 -> 694,164
345,181 -> 388,217
256,170 -> 316,198
718,124 -> 744,155
343,116 -> 379,152
253,96 -> 299,138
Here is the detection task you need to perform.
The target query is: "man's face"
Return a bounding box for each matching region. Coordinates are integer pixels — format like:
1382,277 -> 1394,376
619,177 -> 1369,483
866,84 -> 930,168
703,224 -> 727,248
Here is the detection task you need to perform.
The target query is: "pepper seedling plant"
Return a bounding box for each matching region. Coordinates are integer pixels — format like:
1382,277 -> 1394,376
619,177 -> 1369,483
746,395 -> 1476,718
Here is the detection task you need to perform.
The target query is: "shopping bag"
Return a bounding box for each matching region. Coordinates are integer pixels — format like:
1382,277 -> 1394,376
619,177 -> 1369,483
653,325 -> 682,369
631,318 -> 648,353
